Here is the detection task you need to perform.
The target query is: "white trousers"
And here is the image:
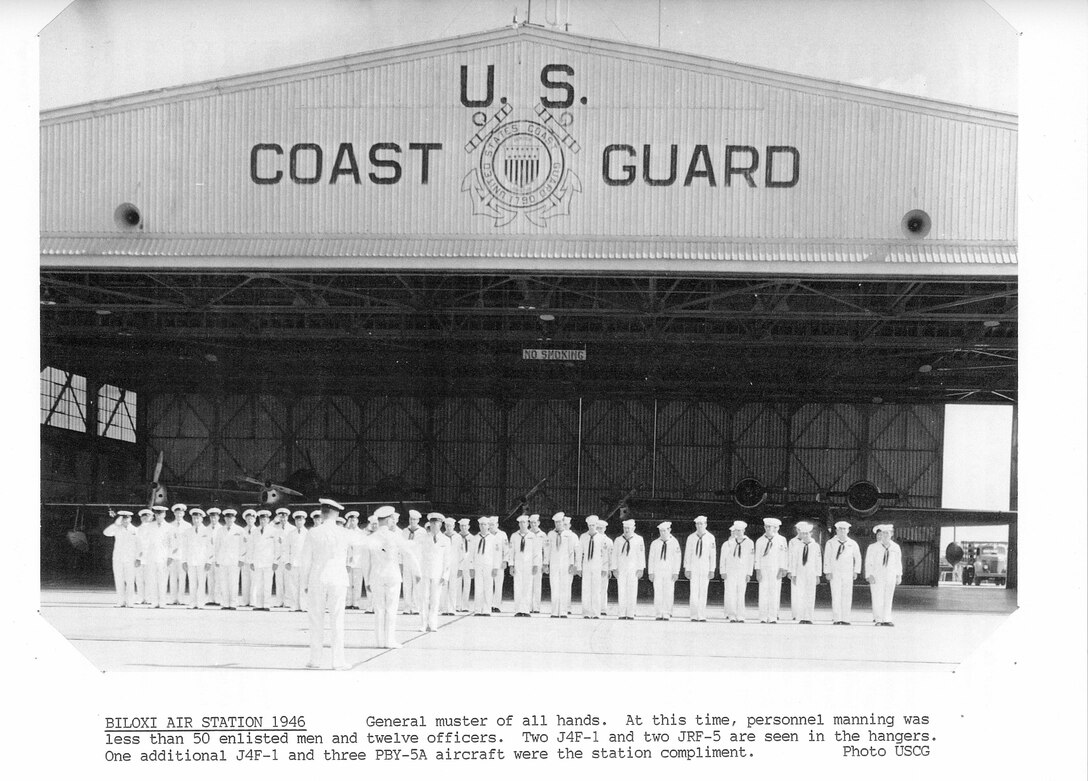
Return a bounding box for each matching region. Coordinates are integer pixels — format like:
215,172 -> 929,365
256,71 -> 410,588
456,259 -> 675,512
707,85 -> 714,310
474,567 -> 494,614
205,564 -> 217,604
531,569 -> 543,611
372,581 -> 402,648
167,559 -> 184,603
271,567 -> 285,607
401,569 -> 417,613
689,573 -> 710,619
512,566 -> 534,614
828,572 -> 855,622
306,581 -> 346,668
722,572 -> 748,620
600,573 -> 609,614
111,559 -> 136,606
792,574 -> 818,621
217,564 -> 239,607
187,563 -> 208,607
240,565 -> 253,606
757,572 -> 782,621
869,575 -> 897,623
251,567 -> 273,608
652,575 -> 675,617
616,570 -> 638,618
284,565 -> 301,609
582,568 -> 604,616
492,568 -> 506,610
549,569 -> 572,616
134,565 -> 146,603
142,562 -> 166,607
419,577 -> 442,630
348,567 -> 366,608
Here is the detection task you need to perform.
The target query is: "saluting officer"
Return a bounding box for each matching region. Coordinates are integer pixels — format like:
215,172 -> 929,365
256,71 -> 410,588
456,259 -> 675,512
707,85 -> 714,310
509,515 -> 541,617
648,521 -> 682,620
755,517 -> 789,623
546,512 -> 579,618
824,520 -> 862,625
299,498 -> 351,669
611,518 -> 645,620
788,521 -> 822,624
684,516 -> 716,622
720,521 -> 754,622
103,510 -> 138,607
865,524 -> 903,626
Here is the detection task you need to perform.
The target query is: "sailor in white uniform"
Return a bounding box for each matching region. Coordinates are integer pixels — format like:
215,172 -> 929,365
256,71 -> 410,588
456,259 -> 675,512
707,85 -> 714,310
788,521 -> 822,624
103,510 -> 138,607
596,519 -> 614,614
648,521 -> 682,620
453,518 -> 474,612
136,505 -> 171,608
215,509 -> 245,609
204,507 -> 223,605
720,521 -> 754,622
417,513 -> 451,631
363,505 -> 421,648
545,512 -> 579,618
269,508 -> 290,607
181,508 -> 213,608
865,524 -> 903,626
490,517 -> 509,613
299,499 -> 351,668
611,518 -> 645,619
509,515 -> 541,617
580,516 -> 610,618
439,516 -> 459,615
248,509 -> 277,610
344,511 -> 365,610
755,517 -> 789,623
824,520 -> 862,625
282,510 -> 308,611
400,510 -> 424,614
684,516 -> 716,622
165,503 -> 189,604
528,514 -> 546,613
471,517 -> 501,615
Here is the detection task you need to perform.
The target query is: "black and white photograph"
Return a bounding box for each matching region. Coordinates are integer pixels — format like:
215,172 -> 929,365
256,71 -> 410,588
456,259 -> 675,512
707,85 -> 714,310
36,0 -> 1026,675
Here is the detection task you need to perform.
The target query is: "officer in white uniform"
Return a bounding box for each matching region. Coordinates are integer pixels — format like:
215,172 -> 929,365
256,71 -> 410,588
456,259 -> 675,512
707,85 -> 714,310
509,515 -> 541,617
299,499 -> 351,669
282,510 -> 308,611
136,505 -> 171,608
363,505 -> 421,648
453,518 -> 474,612
580,516 -> 610,618
824,520 -> 862,625
528,514 -> 546,613
248,509 -> 278,610
215,509 -> 245,609
204,507 -> 222,605
131,509 -> 152,602
490,517 -> 509,612
788,521 -> 822,624
181,508 -> 213,608
720,521 -> 754,622
755,517 -> 789,623
165,503 -> 189,604
611,518 -> 645,619
684,516 -> 716,622
239,509 -> 261,606
865,524 -> 903,626
471,517 -> 501,615
103,510 -> 138,607
545,512 -> 579,618
343,511 -> 366,610
269,508 -> 290,607
648,521 -> 682,619
417,513 -> 451,631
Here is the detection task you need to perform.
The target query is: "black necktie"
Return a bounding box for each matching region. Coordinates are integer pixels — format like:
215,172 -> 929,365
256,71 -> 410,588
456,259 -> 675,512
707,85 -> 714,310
802,543 -> 809,566
622,539 -> 630,556
883,546 -> 889,566
478,538 -> 484,554
463,537 -> 468,552
433,534 -> 438,544
696,536 -> 703,558
520,535 -> 526,552
660,543 -> 667,560
588,539 -> 594,559
409,529 -> 416,540
837,542 -> 845,559
735,541 -> 742,557
763,538 -> 772,556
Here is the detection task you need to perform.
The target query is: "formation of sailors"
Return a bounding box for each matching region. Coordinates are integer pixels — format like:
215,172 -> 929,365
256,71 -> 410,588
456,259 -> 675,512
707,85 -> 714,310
102,504 -> 904,631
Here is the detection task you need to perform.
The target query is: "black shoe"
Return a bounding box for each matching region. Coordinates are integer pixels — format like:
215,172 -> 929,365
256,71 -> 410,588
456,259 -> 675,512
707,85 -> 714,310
800,620 -> 812,625
491,607 -> 500,613
560,615 -> 568,619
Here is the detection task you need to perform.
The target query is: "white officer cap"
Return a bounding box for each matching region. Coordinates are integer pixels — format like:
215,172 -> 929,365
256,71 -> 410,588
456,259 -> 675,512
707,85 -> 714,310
693,515 -> 708,524
152,505 -> 168,513
657,521 -> 672,531
171,503 -> 187,512
190,508 -> 206,518
622,519 -> 635,528
291,510 -> 307,520
309,510 -> 321,519
408,509 -> 422,520
795,521 -> 813,533
552,511 -> 567,522
517,514 -> 530,523
345,510 -> 360,520
223,508 -> 237,517
319,498 -> 345,512
207,507 -> 221,515
256,509 -> 271,518
274,507 -> 290,516
242,509 -> 257,520
763,517 -> 782,527
116,510 -> 133,517
834,521 -> 852,530
585,514 -> 600,525
374,505 -> 397,520
426,512 -> 445,521
730,521 -> 747,531
529,514 -> 540,522
138,508 -> 154,518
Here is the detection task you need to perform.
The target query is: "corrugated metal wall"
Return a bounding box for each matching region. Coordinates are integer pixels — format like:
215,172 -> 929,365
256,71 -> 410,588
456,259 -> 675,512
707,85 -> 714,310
146,394 -> 943,515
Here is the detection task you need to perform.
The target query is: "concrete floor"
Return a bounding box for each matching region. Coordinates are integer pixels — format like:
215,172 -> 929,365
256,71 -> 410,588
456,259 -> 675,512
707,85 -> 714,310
41,585 -> 1015,673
